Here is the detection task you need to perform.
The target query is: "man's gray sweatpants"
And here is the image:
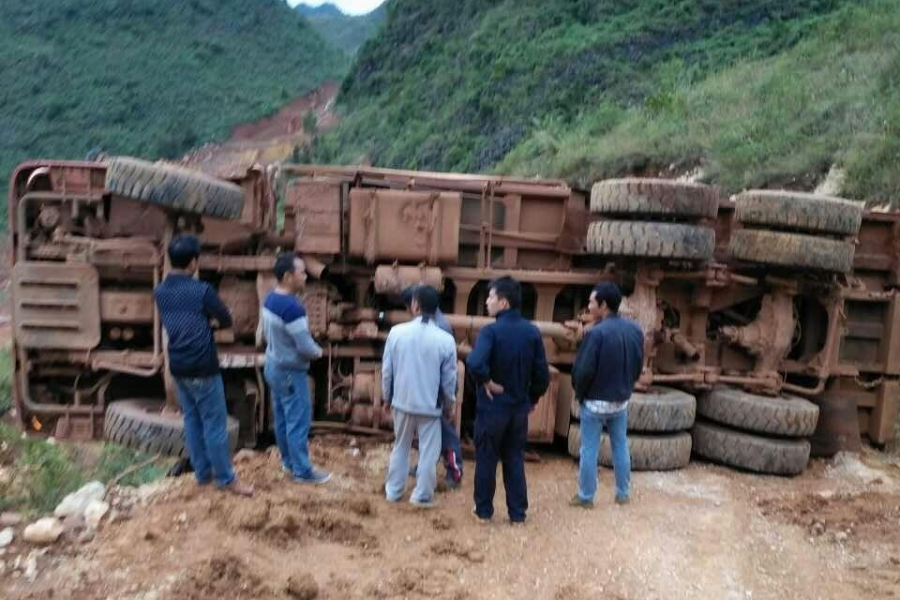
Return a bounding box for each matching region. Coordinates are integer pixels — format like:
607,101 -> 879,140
385,408 -> 442,503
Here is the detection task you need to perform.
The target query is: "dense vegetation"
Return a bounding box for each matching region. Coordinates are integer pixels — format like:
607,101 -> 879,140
499,0 -> 900,203
0,0 -> 346,224
315,0 -> 898,201
295,2 -> 386,55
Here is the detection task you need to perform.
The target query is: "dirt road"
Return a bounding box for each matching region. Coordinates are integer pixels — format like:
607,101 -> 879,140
3,437 -> 899,600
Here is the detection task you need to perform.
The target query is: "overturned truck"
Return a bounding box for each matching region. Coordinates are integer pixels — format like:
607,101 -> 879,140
8,158 -> 898,475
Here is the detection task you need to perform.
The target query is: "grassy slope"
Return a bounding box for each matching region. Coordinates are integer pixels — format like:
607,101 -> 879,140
0,0 -> 347,224
315,0 -> 857,173
296,3 -> 387,55
498,0 -> 900,202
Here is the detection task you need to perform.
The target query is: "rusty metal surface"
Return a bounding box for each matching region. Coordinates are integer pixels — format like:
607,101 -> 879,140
348,189 -> 461,264
13,262 -> 101,349
8,156 -> 900,450
287,179 -> 342,254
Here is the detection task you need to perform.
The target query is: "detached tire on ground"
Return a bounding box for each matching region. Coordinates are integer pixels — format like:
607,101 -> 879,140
567,424 -> 692,471
728,229 -> 854,273
697,387 -> 819,437
734,190 -> 863,236
691,421 -> 811,476
105,156 -> 245,220
104,399 -> 240,458
590,178 -> 719,219
587,221 -> 715,261
570,387 -> 696,432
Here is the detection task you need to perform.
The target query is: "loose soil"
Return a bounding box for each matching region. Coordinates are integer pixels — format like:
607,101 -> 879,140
2,436 -> 900,600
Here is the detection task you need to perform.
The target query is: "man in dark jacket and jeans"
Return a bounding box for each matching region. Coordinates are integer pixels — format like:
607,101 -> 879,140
466,277 -> 550,523
154,235 -> 253,497
571,282 -> 644,507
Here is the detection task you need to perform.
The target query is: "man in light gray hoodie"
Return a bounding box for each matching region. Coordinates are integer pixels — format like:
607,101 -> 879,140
382,285 -> 458,508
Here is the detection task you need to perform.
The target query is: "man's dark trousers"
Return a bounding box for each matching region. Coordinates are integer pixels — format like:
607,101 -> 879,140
473,405 -> 529,522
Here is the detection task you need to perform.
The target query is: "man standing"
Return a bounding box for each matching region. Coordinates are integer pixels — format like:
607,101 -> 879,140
383,286 -> 458,508
262,253 -> 331,484
466,277 -> 550,524
570,282 -> 644,507
154,235 -> 253,496
401,285 -> 463,488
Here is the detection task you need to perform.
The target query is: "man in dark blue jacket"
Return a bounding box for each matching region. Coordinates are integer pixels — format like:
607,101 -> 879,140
466,277 -> 550,523
571,282 -> 644,507
154,235 -> 253,496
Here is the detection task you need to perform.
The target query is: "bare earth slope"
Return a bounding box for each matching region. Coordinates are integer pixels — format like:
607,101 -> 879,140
3,435 -> 899,600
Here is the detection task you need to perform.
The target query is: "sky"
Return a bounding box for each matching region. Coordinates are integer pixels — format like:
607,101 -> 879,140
288,0 -> 384,15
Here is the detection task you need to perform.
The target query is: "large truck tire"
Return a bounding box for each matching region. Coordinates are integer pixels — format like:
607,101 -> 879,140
567,423 -> 692,471
590,178 -> 719,219
691,421 -> 811,476
570,387 -> 696,432
727,229 -> 854,273
105,156 -> 245,220
104,399 -> 240,458
734,190 -> 863,236
586,221 -> 715,261
697,387 -> 819,437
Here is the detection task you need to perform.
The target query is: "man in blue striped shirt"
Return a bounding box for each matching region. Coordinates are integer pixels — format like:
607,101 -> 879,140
261,253 -> 330,485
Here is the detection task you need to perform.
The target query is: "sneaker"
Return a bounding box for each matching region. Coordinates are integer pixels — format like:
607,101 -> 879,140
615,496 -> 630,506
509,519 -> 526,527
471,508 -> 492,524
569,494 -> 594,509
220,479 -> 254,497
410,497 -> 436,509
293,469 -> 332,485
445,449 -> 462,484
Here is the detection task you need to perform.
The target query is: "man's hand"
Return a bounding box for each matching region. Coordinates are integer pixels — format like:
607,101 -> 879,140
483,380 -> 504,400
442,403 -> 455,419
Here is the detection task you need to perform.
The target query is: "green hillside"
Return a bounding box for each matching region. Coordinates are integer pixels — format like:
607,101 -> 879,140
0,0 -> 347,223
498,0 -> 900,203
313,0 -> 873,185
296,3 -> 387,55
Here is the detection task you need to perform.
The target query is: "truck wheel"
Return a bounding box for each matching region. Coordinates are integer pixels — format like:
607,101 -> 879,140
571,387 -> 696,432
727,229 -> 854,273
627,387 -> 696,432
105,157 -> 245,220
691,421 -> 810,476
591,178 -> 719,219
587,221 -> 715,261
697,387 -> 819,437
104,399 -> 240,458
567,423 -> 692,471
734,191 -> 862,236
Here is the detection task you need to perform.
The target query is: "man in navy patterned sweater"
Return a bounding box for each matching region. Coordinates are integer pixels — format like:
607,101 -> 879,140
154,235 -> 253,496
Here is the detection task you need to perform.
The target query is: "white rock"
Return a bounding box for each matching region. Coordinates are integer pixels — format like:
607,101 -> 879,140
0,512 -> 24,527
23,518 -> 64,544
54,481 -> 105,519
84,500 -> 110,530
23,551 -> 38,582
0,528 -> 13,548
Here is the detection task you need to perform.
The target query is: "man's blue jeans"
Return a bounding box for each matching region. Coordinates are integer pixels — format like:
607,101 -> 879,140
264,363 -> 315,479
174,374 -> 235,487
577,408 -> 630,501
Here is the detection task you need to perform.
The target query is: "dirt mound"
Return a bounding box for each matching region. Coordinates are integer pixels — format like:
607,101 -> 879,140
168,552 -> 278,600
364,566 -> 469,600
285,571 -> 319,600
219,494 -> 376,549
759,491 -> 900,543
430,538 -> 485,563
